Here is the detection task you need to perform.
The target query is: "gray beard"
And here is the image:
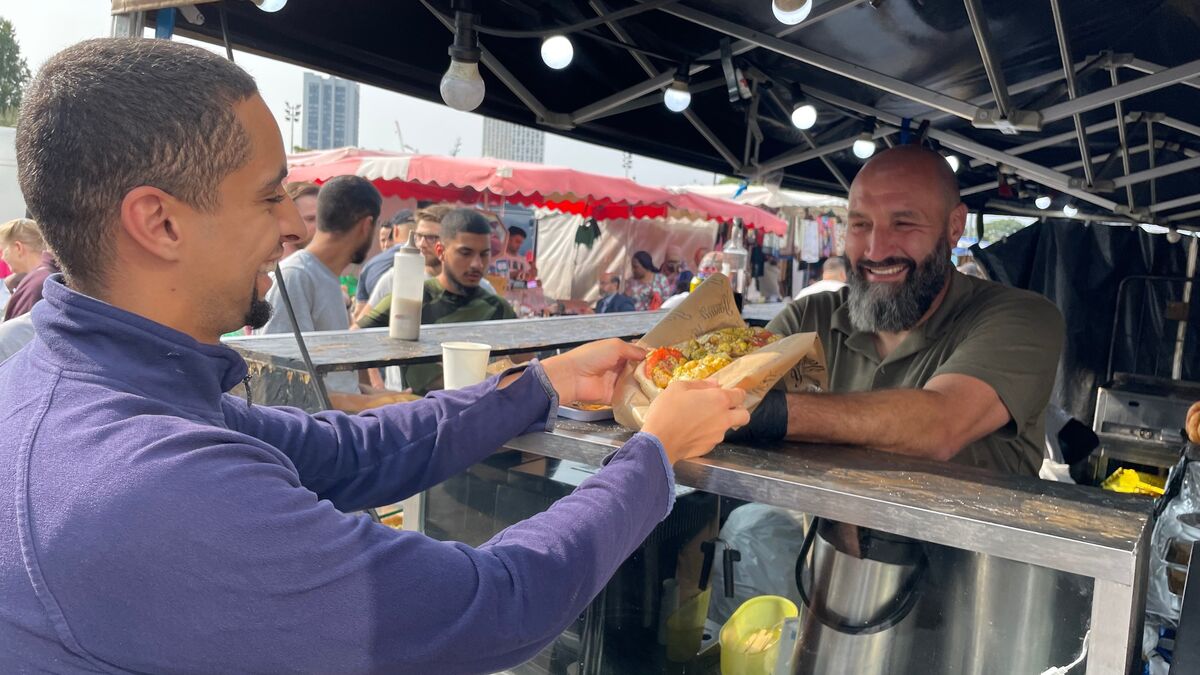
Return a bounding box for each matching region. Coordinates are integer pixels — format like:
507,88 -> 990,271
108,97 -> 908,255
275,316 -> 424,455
846,237 -> 952,334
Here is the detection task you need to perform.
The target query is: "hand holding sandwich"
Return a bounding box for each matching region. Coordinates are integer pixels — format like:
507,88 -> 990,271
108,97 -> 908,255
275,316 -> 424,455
643,381 -> 750,464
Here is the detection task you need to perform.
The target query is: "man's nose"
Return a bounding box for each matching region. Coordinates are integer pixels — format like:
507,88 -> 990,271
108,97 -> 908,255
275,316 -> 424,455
279,199 -> 307,245
865,226 -> 900,260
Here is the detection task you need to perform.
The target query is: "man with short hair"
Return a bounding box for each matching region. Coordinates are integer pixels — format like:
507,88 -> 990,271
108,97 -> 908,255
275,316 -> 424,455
257,175 -> 378,393
794,255 -> 848,300
367,204 -> 495,309
489,224 -> 533,281
359,208 -> 518,394
0,218 -> 59,320
3,37 -> 749,673
281,181 -> 319,258
752,146 -> 1063,475
595,272 -> 635,314
353,208 -> 414,318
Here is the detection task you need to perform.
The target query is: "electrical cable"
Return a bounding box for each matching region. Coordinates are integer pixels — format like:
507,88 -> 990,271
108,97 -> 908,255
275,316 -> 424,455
218,1 -> 235,62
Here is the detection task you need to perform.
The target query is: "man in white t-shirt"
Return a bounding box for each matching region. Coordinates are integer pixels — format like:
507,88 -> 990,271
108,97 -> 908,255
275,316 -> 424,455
258,176 -> 377,393
795,255 -> 848,300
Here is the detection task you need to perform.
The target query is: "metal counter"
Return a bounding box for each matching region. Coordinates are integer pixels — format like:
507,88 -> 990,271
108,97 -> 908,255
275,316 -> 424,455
503,420 -> 1154,675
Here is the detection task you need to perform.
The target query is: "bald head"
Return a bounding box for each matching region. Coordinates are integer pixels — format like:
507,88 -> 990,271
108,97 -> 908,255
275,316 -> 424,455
852,145 -> 961,216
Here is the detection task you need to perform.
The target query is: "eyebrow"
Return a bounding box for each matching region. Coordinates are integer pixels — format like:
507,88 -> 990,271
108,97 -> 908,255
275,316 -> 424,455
259,166 -> 289,195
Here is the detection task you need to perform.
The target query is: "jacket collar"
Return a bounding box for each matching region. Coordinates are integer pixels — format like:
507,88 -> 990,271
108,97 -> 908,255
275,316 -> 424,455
30,276 -> 249,414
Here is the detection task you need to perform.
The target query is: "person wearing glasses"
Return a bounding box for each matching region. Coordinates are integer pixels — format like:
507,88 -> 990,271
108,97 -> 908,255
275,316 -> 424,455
661,245 -> 690,289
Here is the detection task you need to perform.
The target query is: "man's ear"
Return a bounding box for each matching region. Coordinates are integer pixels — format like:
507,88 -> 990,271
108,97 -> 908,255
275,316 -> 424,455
948,202 -> 969,243
119,186 -> 185,262
435,241 -> 446,261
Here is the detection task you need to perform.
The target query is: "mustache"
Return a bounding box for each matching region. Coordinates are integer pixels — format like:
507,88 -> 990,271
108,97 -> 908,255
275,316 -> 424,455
857,257 -> 915,272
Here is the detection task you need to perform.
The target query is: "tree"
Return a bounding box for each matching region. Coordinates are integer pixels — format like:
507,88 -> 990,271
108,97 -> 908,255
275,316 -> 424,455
0,18 -> 30,125
982,217 -> 1032,242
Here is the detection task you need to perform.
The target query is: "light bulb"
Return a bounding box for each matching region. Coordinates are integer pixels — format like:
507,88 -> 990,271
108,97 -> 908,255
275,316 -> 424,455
540,35 -> 573,70
440,59 -> 485,112
944,154 -> 960,173
791,103 -> 817,130
1167,227 -> 1183,244
252,0 -> 287,11
772,0 -> 813,25
1035,195 -> 1052,210
852,133 -> 876,160
663,81 -> 691,113
1062,204 -> 1078,217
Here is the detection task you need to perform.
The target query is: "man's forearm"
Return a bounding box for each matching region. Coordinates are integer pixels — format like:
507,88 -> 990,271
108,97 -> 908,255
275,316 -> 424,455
784,389 -> 961,460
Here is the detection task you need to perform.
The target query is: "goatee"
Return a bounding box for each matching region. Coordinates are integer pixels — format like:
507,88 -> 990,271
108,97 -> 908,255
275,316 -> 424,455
846,236 -> 952,334
244,285 -> 273,329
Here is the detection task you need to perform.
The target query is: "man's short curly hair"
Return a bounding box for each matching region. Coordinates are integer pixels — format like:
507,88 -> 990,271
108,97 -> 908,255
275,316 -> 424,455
16,38 -> 259,292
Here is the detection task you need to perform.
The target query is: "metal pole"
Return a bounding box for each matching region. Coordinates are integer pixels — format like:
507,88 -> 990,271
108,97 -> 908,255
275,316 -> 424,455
1172,236 -> 1198,380
1042,59 -> 1200,123
1110,69 -> 1136,209
1049,0 -> 1095,186
963,0 -> 1014,119
1111,156 -> 1200,189
1148,120 -> 1158,208
969,115 -> 1131,169
1151,194 -> 1200,215
110,11 -> 146,38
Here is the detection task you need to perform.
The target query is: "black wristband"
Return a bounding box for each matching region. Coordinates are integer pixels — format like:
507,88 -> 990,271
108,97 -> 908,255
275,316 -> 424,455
726,388 -> 789,443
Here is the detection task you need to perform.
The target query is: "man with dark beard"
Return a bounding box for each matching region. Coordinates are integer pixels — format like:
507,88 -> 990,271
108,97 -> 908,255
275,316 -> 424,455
757,146 -> 1063,475
257,175 -> 379,393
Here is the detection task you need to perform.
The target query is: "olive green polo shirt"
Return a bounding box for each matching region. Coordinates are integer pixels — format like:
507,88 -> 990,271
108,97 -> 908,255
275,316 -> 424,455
767,272 -> 1064,475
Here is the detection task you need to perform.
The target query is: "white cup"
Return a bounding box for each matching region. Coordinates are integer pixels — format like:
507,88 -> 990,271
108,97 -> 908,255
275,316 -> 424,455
441,341 -> 492,390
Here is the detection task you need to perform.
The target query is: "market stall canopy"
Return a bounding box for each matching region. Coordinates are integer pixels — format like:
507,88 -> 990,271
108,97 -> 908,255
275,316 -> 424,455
665,184 -> 847,210
286,148 -> 787,233
130,0 -> 1200,229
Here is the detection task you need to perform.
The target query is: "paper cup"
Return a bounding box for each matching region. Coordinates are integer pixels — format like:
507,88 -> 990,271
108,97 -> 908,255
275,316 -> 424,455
441,342 -> 492,390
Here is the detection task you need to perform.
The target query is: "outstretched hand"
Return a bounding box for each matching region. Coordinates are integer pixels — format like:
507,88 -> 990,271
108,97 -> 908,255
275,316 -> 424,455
540,339 -> 647,405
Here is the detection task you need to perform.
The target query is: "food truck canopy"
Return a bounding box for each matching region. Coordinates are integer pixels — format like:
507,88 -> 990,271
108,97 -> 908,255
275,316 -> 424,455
128,0 -> 1200,229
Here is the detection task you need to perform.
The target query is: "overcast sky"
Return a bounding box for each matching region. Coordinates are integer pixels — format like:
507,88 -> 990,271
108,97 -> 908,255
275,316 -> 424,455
4,1 -> 719,187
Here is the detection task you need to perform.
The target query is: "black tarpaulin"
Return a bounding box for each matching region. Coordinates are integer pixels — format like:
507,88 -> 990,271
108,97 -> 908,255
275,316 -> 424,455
974,222 -> 1198,423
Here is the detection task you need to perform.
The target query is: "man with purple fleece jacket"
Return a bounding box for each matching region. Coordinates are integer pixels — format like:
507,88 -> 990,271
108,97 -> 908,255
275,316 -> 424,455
0,39 -> 750,673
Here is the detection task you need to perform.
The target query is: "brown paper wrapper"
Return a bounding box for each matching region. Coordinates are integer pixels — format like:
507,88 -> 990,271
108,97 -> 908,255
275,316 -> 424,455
613,273 -> 826,429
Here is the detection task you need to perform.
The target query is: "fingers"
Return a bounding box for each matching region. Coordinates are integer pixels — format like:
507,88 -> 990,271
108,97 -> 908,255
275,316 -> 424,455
727,407 -> 751,428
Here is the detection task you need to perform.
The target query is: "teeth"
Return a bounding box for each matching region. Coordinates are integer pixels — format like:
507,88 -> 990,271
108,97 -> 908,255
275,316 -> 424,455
869,265 -> 906,275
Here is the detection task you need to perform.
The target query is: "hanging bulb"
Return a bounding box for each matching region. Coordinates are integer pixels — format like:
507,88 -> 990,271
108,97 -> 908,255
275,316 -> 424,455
1035,195 -> 1052,210
944,154 -> 961,173
441,60 -> 485,111
252,0 -> 287,11
441,7 -> 485,112
664,68 -> 691,113
791,103 -> 817,130
772,0 -> 813,25
1167,227 -> 1183,244
540,35 -> 573,70
1062,203 -> 1078,217
852,132 -> 877,160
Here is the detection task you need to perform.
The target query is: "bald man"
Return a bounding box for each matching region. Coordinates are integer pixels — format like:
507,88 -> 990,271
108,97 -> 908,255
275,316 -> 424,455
757,146 -> 1063,475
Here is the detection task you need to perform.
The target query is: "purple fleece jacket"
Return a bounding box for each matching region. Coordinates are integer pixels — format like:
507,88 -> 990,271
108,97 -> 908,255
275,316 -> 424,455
0,276 -> 675,674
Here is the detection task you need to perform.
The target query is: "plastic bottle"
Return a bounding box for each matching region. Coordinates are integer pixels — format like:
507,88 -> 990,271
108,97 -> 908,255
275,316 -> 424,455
389,231 -> 424,340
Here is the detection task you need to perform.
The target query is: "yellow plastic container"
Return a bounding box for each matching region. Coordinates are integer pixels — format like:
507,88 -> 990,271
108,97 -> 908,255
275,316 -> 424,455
1101,467 -> 1166,496
666,587 -> 711,662
720,595 -> 799,675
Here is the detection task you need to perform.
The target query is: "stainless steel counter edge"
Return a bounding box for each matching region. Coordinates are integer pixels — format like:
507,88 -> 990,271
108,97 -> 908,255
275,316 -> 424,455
503,425 -> 1154,586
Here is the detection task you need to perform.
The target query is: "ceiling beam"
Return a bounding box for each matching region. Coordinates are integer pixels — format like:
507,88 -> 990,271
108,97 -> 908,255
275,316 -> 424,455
570,0 -> 869,125
1041,58 -> 1200,124
657,2 -> 982,121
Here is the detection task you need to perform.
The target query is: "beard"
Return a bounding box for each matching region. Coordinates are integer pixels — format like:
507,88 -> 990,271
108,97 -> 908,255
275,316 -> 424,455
443,264 -> 480,294
351,237 -> 372,265
846,235 -> 952,334
243,284 -> 273,329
